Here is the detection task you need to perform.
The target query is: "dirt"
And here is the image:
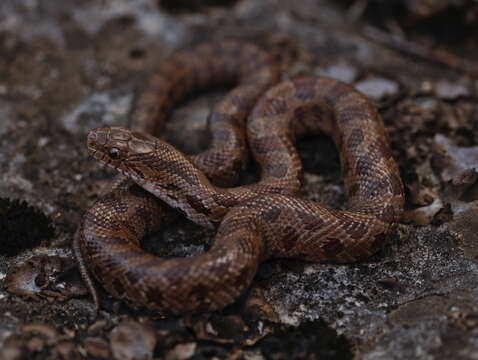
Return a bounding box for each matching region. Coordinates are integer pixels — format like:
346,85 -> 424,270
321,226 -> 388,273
1,0 -> 478,359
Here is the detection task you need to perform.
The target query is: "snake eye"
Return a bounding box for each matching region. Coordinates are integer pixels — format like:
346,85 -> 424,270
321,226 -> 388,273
108,148 -> 120,159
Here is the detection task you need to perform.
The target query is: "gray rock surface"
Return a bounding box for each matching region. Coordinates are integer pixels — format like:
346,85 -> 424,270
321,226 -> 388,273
1,0 -> 478,359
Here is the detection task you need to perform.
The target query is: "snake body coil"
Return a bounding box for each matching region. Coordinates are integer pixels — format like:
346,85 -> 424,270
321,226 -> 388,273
74,41 -> 404,313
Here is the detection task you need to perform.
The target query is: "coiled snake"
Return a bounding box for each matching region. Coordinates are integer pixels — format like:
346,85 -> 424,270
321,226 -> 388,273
74,40 -> 404,314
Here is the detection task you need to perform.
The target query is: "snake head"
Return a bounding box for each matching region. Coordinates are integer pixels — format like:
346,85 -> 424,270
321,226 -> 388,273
87,126 -> 216,229
87,126 -> 157,173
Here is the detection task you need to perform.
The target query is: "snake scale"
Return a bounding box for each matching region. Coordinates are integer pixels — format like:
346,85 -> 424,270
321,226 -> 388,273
74,40 -> 404,314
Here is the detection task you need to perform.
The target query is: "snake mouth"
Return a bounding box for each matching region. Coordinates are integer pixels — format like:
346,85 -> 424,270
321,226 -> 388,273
90,149 -> 145,182
100,155 -> 125,171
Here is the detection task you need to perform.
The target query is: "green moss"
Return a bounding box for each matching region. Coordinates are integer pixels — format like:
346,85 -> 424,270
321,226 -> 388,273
0,198 -> 55,257
258,320 -> 353,360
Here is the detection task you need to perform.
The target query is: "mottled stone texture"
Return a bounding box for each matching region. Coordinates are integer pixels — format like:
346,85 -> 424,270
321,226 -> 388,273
1,0 -> 478,359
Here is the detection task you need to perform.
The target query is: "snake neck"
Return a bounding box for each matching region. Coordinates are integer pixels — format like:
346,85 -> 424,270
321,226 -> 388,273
126,147 -> 232,229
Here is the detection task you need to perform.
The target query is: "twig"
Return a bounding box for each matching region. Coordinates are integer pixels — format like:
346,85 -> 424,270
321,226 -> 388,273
363,25 -> 478,77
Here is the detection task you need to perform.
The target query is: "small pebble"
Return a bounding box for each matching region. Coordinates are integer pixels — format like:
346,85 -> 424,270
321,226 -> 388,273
26,336 -> 45,352
434,79 -> 470,100
88,319 -> 108,334
22,323 -> 59,344
165,343 -> 196,360
84,337 -> 110,359
109,320 -> 157,360
420,80 -> 433,94
323,62 -> 358,83
355,77 -> 399,100
416,97 -> 438,111
55,341 -> 81,360
0,337 -> 23,360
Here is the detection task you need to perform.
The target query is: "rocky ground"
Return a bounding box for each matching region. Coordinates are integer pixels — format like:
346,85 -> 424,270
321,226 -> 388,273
1,0 -> 478,359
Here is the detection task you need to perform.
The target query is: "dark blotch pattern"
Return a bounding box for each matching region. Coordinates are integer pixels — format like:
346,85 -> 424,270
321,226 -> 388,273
266,163 -> 288,178
281,225 -> 299,251
186,194 -> 212,215
213,128 -> 230,142
378,204 -> 395,224
310,104 -> 327,125
366,179 -> 383,199
294,107 -> 309,126
209,111 -> 243,129
369,138 -> 392,159
149,160 -> 198,185
261,97 -> 288,116
300,212 -> 325,232
294,77 -> 317,100
212,193 -> 238,208
322,237 -> 345,258
252,136 -> 284,154
189,283 -> 210,300
339,105 -> 369,124
347,128 -> 364,149
324,82 -> 350,104
145,284 -> 164,305
230,93 -> 254,111
263,207 -> 281,222
355,155 -> 374,177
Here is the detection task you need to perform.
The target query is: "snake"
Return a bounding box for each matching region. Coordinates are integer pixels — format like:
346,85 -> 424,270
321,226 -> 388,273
74,40 -> 404,314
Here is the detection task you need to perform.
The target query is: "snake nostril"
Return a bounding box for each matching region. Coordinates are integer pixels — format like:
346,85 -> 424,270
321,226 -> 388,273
87,131 -> 98,146
88,129 -> 109,147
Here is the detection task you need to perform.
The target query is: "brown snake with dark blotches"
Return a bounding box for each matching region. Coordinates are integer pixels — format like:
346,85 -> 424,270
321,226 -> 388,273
74,40 -> 404,314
